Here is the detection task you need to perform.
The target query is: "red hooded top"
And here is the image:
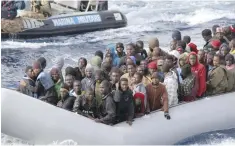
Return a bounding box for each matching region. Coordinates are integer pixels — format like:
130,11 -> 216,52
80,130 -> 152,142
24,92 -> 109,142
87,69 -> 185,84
188,43 -> 198,54
133,92 -> 145,114
187,52 -> 206,97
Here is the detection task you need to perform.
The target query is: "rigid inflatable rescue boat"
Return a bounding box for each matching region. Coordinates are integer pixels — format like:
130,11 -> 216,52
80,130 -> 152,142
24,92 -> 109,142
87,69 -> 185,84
1,1 -> 127,39
1,88 -> 235,145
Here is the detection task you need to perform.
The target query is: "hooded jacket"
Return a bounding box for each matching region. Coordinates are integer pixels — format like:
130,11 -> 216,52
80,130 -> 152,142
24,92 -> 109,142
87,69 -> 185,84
90,56 -> 102,71
187,52 -> 207,97
107,44 -> 126,67
177,52 -> 189,83
133,83 -> 147,108
119,54 -> 143,67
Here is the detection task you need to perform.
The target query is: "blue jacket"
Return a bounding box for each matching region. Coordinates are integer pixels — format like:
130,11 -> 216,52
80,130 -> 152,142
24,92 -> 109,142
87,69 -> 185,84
107,44 -> 125,67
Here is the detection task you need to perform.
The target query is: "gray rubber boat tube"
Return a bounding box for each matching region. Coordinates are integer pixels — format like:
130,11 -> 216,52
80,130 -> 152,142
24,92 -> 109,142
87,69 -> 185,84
1,88 -> 235,144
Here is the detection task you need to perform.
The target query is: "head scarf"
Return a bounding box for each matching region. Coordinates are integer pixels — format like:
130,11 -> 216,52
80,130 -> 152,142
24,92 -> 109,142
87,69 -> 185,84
216,27 -> 223,33
169,50 -> 180,59
65,66 -> 76,77
85,64 -> 95,74
148,61 -> 157,69
172,30 -> 181,41
187,43 -> 198,54
225,54 -> 235,64
129,56 -> 136,65
53,57 -> 64,70
90,56 -> 102,68
187,52 -> 199,67
95,50 -> 104,60
60,84 -> 70,93
178,52 -> 189,67
50,67 -> 59,75
37,57 -> 46,69
211,40 -> 221,49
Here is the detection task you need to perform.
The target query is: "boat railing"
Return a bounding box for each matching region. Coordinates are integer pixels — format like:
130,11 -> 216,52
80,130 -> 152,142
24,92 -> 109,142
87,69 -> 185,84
51,1 -> 77,11
7,86 -> 235,115
85,0 -> 99,12
52,0 -> 100,12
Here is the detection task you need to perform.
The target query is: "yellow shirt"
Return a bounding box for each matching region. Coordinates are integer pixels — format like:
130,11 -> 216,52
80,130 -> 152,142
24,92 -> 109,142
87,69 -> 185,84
230,50 -> 235,55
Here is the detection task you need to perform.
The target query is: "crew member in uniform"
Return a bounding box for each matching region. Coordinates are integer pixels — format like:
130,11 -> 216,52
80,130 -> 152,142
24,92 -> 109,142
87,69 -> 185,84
30,0 -> 52,17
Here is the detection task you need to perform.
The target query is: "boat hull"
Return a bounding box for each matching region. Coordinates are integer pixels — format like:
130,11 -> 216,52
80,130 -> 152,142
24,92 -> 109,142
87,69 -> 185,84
1,10 -> 127,39
1,88 -> 235,144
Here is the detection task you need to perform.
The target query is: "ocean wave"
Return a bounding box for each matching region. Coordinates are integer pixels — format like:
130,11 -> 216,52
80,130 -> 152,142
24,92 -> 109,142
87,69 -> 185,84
170,8 -> 235,25
125,5 -> 235,26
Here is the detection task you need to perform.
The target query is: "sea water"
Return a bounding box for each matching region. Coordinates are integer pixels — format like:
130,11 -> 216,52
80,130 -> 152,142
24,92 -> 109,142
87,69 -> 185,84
1,0 -> 235,145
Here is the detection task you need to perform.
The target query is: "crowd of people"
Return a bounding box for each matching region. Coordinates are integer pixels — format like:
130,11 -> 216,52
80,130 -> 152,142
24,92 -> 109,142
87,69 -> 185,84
17,24 -> 235,126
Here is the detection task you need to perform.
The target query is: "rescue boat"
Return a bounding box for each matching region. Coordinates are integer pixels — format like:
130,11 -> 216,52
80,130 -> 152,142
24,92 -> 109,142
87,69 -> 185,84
1,1 -> 127,39
1,88 -> 235,145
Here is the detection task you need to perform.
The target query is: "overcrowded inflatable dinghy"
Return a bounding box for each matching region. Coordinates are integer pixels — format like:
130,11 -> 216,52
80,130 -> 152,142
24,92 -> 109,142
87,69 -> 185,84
1,1 -> 127,39
2,88 -> 235,145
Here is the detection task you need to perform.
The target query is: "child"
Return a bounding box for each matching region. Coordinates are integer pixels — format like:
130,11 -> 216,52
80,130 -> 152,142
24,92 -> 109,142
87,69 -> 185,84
114,78 -> 134,125
120,65 -> 127,74
94,69 -> 105,107
133,92 -> 145,117
133,72 -> 147,108
70,80 -> 83,98
73,88 -> 98,119
81,65 -> 95,91
57,84 -> 76,111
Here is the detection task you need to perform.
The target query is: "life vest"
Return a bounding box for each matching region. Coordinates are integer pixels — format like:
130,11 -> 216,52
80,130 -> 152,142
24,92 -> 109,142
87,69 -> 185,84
37,71 -> 54,90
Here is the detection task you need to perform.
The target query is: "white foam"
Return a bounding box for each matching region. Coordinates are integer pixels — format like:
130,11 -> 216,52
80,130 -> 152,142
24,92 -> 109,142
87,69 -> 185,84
171,8 -> 235,26
1,40 -> 71,49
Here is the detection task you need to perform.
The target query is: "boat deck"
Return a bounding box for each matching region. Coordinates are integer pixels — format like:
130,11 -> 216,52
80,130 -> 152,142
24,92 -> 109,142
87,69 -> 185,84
17,2 -> 78,18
